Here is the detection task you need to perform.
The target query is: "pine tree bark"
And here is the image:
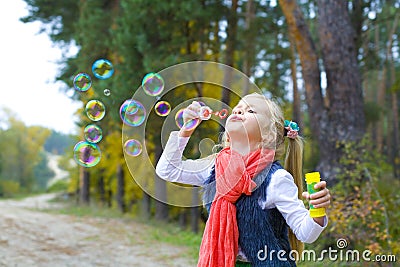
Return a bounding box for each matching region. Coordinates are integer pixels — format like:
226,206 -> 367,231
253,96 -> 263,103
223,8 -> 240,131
372,24 -> 380,149
288,34 -> 302,127
141,192 -> 151,220
190,187 -> 200,233
98,171 -> 106,205
80,167 -> 90,204
242,0 -> 255,96
388,14 -> 400,178
376,25 -> 386,153
317,0 -> 366,137
279,0 -> 366,181
391,90 -> 399,178
220,0 -> 238,125
116,164 -> 126,213
154,143 -> 168,221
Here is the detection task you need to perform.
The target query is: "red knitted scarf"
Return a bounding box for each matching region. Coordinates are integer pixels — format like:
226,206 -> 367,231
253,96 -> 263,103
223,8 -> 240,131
198,147 -> 275,267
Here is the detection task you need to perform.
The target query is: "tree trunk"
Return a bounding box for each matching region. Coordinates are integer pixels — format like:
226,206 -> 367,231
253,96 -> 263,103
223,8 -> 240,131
242,0 -> 255,96
372,23 -> 380,149
388,14 -> 400,178
212,18 -> 220,63
179,209 -> 188,229
116,164 -> 126,213
141,192 -> 151,220
80,167 -> 90,204
154,143 -> 168,221
288,34 -> 302,127
391,91 -> 399,178
376,29 -> 386,153
317,1 -> 366,172
278,0 -> 326,165
98,171 -> 106,205
190,187 -> 200,233
220,0 -> 238,130
279,0 -> 325,135
349,0 -> 363,50
279,0 -> 366,181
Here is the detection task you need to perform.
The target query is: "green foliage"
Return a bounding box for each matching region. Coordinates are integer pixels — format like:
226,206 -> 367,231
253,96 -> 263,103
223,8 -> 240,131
44,130 -> 76,155
146,219 -> 202,260
51,196 -> 125,218
0,110 -> 52,194
47,179 -> 69,193
33,151 -> 55,190
318,136 -> 399,256
20,0 -> 80,44
363,101 -> 382,126
0,180 -> 20,198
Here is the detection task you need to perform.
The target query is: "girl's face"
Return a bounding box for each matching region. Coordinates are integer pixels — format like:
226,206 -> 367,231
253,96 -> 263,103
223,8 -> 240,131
225,95 -> 270,144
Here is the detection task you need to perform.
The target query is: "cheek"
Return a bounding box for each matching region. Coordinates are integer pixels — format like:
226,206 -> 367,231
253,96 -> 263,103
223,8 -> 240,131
250,115 -> 271,137
247,117 -> 262,137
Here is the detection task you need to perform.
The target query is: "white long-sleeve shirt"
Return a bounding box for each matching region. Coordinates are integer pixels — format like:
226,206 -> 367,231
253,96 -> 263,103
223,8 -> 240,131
156,131 -> 327,243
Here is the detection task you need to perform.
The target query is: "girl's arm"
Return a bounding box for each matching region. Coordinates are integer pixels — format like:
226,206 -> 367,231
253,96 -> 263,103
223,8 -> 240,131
261,169 -> 328,243
155,131 -> 214,187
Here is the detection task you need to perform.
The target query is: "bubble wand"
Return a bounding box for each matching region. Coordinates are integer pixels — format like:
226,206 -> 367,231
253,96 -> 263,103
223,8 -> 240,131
199,106 -> 229,120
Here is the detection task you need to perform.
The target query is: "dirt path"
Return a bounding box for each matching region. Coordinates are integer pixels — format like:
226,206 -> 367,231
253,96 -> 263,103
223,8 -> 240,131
0,194 -> 197,267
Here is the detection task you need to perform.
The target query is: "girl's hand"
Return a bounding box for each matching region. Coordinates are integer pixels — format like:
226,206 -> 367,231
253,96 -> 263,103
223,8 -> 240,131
302,181 -> 330,226
301,181 -> 331,209
179,101 -> 202,137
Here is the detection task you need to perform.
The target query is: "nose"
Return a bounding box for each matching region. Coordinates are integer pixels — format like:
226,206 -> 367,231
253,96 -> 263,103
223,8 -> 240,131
232,107 -> 243,115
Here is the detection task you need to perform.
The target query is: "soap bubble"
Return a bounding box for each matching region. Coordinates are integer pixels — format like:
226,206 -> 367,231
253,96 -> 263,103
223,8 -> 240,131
175,108 -> 185,129
84,124 -> 103,143
92,59 -> 114,80
124,139 -> 142,157
85,100 -> 106,121
103,89 -> 111,96
142,73 -> 164,96
174,108 -> 200,130
155,101 -> 171,117
120,99 -> 146,127
183,119 -> 200,131
73,73 -> 92,92
73,141 -> 101,167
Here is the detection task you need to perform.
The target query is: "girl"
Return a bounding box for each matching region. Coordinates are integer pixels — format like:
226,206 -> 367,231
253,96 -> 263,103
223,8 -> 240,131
156,93 -> 331,267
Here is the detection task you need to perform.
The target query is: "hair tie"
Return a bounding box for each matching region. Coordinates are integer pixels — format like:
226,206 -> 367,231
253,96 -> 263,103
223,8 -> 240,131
284,120 -> 299,139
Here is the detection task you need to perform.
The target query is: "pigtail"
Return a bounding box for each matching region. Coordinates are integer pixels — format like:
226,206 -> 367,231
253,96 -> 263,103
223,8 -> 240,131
284,136 -> 305,257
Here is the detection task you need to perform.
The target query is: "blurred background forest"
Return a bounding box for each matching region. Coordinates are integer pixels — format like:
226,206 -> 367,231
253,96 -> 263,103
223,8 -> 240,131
1,0 -> 399,263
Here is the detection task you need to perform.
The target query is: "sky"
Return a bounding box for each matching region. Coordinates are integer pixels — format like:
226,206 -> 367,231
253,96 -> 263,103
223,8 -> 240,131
0,0 -> 81,134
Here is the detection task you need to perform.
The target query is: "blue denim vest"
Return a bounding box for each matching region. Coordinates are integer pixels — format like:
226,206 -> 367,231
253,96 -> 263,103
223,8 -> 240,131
202,161 -> 296,267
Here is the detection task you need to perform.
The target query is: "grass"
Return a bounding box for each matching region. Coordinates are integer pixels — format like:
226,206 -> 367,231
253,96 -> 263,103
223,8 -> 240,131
0,191 -> 46,200
45,195 -> 202,261
143,219 -> 203,259
50,198 -> 126,219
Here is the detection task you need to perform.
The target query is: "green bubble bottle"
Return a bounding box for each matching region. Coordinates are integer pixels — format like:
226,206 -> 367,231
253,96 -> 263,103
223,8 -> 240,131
305,172 -> 326,217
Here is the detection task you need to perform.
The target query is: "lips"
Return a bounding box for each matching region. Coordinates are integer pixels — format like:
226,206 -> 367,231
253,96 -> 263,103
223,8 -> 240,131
228,114 -> 243,122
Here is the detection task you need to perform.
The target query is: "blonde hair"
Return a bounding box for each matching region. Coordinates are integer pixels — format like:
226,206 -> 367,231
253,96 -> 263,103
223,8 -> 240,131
218,93 -> 304,255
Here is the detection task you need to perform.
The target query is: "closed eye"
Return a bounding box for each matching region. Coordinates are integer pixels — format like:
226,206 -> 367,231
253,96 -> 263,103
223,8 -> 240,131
247,109 -> 255,113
